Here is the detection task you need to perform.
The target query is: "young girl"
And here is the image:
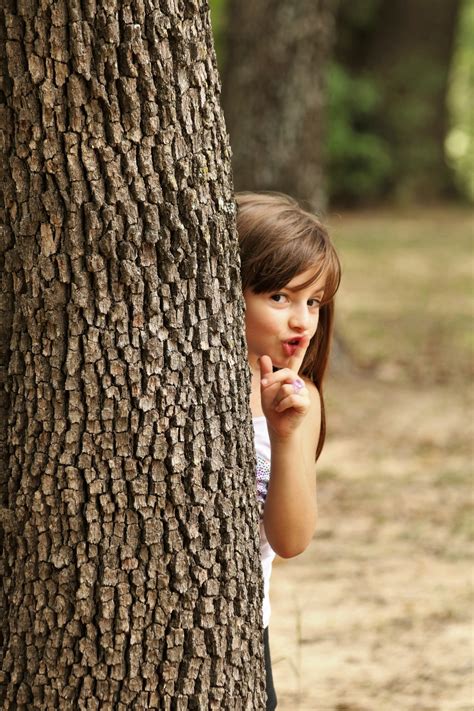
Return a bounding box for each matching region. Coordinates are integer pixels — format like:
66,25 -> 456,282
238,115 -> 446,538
236,192 -> 341,710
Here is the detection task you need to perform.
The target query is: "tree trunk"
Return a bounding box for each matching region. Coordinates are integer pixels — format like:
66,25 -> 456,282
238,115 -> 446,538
0,0 -> 265,708
221,0 -> 337,210
0,4 -> 15,700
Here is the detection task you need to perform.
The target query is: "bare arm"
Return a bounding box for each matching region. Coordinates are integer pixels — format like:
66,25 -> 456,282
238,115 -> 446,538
259,355 -> 320,558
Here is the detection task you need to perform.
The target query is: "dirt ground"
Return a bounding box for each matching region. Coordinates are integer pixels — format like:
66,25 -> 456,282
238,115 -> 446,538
269,373 -> 473,710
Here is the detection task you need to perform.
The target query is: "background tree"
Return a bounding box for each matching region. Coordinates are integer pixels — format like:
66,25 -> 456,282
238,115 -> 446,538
329,0 -> 461,203
0,0 -> 265,707
216,0 -> 465,206
445,0 -> 474,202
221,0 -> 337,210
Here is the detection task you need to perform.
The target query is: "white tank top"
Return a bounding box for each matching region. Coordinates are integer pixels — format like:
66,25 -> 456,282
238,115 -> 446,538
253,416 -> 276,628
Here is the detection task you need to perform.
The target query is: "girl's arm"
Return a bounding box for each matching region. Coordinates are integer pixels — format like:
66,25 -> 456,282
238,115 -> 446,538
259,356 -> 320,558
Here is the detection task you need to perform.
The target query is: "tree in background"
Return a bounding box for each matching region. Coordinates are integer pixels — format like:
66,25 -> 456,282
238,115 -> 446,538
446,0 -> 474,202
217,0 -> 465,206
221,0 -> 337,210
0,0 -> 265,707
330,0 -> 461,203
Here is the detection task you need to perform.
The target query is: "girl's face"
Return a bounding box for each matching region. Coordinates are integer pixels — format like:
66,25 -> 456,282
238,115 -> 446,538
244,268 -> 325,371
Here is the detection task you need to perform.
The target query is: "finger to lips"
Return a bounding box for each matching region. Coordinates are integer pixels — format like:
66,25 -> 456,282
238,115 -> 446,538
288,335 -> 310,373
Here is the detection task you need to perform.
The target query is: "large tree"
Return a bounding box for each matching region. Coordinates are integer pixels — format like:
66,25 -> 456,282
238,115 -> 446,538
221,0 -> 337,210
0,0 -> 265,707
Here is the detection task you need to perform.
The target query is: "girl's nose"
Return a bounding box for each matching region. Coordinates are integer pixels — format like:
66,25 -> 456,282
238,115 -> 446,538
289,306 -> 310,330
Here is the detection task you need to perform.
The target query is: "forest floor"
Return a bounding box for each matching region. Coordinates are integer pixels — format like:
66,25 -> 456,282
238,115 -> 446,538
269,206 -> 473,711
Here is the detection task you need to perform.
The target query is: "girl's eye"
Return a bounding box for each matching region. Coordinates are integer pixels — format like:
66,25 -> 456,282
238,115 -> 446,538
270,294 -> 287,304
308,298 -> 321,308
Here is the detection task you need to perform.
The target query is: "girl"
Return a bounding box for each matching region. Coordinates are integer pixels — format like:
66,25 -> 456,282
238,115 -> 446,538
236,192 -> 341,710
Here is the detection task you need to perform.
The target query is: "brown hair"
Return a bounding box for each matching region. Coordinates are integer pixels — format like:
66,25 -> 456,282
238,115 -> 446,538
236,192 -> 341,459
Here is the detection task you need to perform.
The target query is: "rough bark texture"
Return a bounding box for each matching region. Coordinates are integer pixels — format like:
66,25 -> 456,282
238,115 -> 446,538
0,4 -> 15,693
0,0 -> 265,708
221,0 -> 336,210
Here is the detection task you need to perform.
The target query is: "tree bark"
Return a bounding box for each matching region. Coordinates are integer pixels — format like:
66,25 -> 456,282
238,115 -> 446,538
0,0 -> 265,708
221,0 -> 337,210
0,4 -> 15,697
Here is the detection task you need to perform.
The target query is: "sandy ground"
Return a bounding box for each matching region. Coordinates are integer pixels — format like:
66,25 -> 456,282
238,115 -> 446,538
268,374 -> 473,711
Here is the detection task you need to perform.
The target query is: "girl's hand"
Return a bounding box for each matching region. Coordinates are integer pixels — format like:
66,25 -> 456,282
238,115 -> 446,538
259,339 -> 311,439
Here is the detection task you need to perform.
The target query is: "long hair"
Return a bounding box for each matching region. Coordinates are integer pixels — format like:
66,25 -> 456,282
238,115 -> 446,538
236,192 -> 341,459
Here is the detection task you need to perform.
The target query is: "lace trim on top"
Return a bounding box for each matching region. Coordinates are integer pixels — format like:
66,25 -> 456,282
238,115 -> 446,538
256,451 -> 271,516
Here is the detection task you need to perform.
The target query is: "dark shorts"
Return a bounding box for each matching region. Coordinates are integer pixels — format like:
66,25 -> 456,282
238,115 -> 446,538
264,627 -> 277,710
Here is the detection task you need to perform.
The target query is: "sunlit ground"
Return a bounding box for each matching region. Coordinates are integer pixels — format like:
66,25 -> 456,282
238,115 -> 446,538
269,205 -> 473,710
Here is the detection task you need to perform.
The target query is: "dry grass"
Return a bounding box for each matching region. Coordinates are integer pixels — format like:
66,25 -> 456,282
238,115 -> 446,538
329,205 -> 473,383
269,206 -> 474,710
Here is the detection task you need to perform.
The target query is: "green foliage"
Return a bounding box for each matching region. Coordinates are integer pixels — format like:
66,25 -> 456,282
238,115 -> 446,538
325,63 -> 392,203
446,0 -> 474,202
210,0 -> 472,204
208,0 -> 227,67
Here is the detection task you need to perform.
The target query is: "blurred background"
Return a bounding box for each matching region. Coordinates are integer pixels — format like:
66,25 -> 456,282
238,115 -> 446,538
211,1 -> 473,708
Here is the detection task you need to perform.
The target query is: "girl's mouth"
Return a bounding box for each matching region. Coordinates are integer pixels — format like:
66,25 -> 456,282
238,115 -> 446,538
282,337 -> 302,357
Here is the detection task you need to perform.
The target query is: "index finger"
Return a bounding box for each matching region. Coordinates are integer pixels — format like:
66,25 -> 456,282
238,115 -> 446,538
288,335 -> 310,374
259,355 -> 273,382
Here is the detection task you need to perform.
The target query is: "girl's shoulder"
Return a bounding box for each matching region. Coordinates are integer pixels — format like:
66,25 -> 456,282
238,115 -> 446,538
302,376 -> 321,404
302,377 -> 322,429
